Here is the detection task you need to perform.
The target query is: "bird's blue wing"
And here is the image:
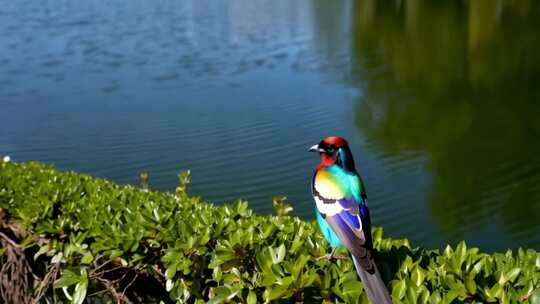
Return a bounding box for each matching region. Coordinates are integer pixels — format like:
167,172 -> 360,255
325,198 -> 375,273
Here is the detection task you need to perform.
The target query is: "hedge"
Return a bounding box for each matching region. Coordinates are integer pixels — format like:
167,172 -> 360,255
0,159 -> 539,303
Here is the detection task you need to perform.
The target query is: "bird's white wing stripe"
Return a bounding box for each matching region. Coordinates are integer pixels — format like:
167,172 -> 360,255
314,196 -> 343,216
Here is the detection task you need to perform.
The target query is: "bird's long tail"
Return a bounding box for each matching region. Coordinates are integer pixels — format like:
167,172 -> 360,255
351,255 -> 392,304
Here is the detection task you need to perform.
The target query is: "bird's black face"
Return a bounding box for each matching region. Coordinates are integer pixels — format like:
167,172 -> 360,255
309,141 -> 338,156
309,137 -> 356,171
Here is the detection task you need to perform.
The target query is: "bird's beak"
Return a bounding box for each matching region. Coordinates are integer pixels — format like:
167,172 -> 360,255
309,144 -> 324,153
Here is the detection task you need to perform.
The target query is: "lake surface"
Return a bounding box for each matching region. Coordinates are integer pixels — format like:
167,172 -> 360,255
1,0 -> 539,252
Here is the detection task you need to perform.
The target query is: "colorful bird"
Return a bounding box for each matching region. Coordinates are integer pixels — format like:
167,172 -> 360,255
309,136 -> 391,304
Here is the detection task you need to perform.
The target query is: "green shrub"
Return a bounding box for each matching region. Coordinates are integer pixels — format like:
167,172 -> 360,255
0,160 -> 538,303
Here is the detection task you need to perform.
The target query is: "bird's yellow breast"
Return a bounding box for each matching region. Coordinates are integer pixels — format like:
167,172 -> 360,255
314,169 -> 346,200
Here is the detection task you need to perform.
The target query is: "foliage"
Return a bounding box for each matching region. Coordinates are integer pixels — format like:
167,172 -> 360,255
272,196 -> 293,217
0,160 -> 539,303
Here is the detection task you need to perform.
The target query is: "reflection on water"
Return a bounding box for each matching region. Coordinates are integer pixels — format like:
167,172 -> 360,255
352,0 -> 540,249
0,0 -> 539,251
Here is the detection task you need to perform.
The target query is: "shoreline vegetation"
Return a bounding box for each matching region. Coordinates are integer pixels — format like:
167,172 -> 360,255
0,159 -> 539,303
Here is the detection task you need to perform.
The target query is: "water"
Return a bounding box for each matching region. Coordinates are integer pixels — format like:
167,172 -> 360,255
1,0 -> 539,252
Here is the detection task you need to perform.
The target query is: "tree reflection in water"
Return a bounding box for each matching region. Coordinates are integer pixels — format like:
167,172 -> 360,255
351,0 -> 540,249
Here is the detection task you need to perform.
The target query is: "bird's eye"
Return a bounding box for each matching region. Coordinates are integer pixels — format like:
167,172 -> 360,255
326,147 -> 335,153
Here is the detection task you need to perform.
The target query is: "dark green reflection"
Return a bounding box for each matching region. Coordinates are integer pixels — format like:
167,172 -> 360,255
351,0 -> 540,248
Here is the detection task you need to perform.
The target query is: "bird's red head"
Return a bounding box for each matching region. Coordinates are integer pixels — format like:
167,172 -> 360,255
321,136 -> 348,148
309,136 -> 356,170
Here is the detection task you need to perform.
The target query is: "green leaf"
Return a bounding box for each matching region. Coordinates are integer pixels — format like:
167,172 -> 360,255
430,291 -> 442,303
465,275 -> 477,294
270,243 -> 286,264
406,287 -> 418,304
505,267 -> 521,284
72,269 -> 88,304
456,241 -> 467,261
256,248 -> 273,272
54,269 -> 81,288
277,276 -> 294,287
484,283 -> 503,301
247,290 -> 257,304
165,264 -> 176,279
207,293 -> 227,304
411,266 -> 425,287
418,287 -> 430,304
392,280 -> 407,300
289,254 -> 310,279
372,227 -> 383,243
34,245 -> 50,260
443,245 -> 453,257
264,285 -> 289,301
208,286 -> 238,304
80,252 -> 93,265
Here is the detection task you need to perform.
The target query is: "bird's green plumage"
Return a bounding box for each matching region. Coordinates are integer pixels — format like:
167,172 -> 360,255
313,165 -> 363,201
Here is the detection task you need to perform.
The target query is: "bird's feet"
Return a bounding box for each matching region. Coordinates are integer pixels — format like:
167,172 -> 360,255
315,249 -> 348,261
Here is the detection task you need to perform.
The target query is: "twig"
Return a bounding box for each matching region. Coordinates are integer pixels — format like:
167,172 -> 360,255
87,288 -> 109,298
33,262 -> 60,303
96,276 -> 131,304
90,265 -> 125,278
0,231 -> 21,248
121,273 -> 139,300
92,258 -> 112,272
